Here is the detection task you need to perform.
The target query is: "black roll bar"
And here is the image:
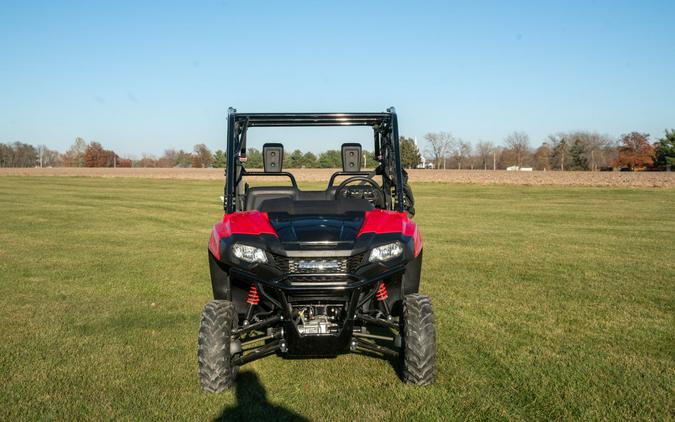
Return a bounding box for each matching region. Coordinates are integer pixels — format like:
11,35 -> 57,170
224,108 -> 405,214
242,171 -> 298,188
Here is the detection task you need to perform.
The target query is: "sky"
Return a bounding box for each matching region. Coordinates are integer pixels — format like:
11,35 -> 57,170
1,0 -> 673,157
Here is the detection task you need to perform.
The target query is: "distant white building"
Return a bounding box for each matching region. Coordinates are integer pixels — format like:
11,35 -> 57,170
506,166 -> 533,171
413,137 -> 433,169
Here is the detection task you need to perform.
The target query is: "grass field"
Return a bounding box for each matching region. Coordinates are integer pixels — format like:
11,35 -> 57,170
0,177 -> 673,421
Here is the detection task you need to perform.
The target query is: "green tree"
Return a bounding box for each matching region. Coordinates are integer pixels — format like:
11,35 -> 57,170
289,149 -> 304,168
400,137 -> 421,168
549,135 -> 572,171
246,148 -> 263,168
569,137 -> 589,170
175,150 -> 192,168
363,150 -> 377,168
302,152 -> 317,168
213,150 -> 227,168
654,129 -> 675,168
318,150 -> 341,168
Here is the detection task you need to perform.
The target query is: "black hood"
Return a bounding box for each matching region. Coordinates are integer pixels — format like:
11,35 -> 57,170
268,212 -> 365,245
262,198 -> 372,248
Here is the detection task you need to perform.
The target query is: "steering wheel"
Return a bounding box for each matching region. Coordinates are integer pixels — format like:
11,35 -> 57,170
334,176 -> 385,208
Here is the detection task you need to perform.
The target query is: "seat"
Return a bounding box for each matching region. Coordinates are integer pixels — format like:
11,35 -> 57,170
245,187 -> 343,211
258,197 -> 373,215
245,186 -> 298,211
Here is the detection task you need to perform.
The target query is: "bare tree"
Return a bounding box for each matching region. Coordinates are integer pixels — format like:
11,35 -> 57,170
0,142 -> 38,167
476,141 -> 495,170
545,132 -> 614,171
158,149 -> 178,167
569,131 -> 612,171
451,140 -> 472,169
192,143 -> 213,168
0,144 -> 12,167
424,132 -> 455,169
62,137 -> 87,167
137,153 -> 158,168
533,142 -> 552,170
504,131 -> 530,168
37,145 -> 60,167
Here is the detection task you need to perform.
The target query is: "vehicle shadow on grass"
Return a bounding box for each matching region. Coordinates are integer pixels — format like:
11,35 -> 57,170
214,371 -> 309,422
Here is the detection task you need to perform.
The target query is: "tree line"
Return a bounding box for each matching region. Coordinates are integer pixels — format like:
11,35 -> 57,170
1,130 -> 673,170
424,129 -> 674,171
0,137 -> 422,170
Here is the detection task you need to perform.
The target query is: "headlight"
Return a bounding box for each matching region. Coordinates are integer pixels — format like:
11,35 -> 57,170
369,242 -> 403,262
232,243 -> 267,263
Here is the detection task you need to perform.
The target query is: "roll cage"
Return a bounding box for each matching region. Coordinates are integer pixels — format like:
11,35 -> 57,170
223,107 -> 406,214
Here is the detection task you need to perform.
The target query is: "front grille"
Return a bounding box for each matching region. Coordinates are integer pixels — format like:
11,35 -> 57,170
273,253 -> 365,274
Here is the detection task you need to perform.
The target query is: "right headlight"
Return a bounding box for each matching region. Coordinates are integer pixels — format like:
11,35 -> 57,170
232,243 -> 267,264
369,242 -> 404,262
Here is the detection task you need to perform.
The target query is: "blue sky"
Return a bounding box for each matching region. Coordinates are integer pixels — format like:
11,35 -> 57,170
1,0 -> 673,157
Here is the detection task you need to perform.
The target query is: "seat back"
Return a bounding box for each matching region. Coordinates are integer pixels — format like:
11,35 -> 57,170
245,187 -> 341,211
259,197 -> 373,215
245,186 -> 298,211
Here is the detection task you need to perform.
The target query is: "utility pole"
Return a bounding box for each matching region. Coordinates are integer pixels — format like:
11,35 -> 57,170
493,151 -> 496,171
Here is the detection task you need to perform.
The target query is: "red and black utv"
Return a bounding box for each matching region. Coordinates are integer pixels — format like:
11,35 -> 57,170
199,108 -> 435,392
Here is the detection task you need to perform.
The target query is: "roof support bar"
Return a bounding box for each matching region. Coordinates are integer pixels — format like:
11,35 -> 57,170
223,108 -> 405,214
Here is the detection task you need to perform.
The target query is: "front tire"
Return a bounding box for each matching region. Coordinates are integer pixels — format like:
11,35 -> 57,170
198,300 -> 239,392
401,294 -> 436,385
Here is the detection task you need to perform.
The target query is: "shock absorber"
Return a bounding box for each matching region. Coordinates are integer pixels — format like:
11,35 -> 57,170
376,282 -> 391,316
244,283 -> 259,324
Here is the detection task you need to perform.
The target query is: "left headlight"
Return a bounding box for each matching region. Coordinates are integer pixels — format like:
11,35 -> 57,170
369,242 -> 404,262
232,243 -> 268,264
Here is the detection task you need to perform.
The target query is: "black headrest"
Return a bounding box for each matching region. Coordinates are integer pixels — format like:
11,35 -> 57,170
341,143 -> 362,172
263,143 -> 284,172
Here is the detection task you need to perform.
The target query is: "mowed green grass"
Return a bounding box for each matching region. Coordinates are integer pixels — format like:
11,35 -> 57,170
0,176 -> 673,421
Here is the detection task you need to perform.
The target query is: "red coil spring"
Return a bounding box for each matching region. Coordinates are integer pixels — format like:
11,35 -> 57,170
246,284 -> 259,305
375,283 -> 388,301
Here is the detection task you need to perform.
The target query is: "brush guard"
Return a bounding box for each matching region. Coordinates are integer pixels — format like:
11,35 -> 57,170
226,268 -> 405,365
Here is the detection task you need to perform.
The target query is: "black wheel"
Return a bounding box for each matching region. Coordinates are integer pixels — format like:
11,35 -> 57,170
401,294 -> 436,385
198,300 -> 239,392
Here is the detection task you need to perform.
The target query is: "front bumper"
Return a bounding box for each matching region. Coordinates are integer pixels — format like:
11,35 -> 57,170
208,233 -> 422,357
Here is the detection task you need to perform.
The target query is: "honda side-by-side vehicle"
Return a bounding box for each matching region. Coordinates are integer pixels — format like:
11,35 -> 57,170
199,108 -> 436,392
